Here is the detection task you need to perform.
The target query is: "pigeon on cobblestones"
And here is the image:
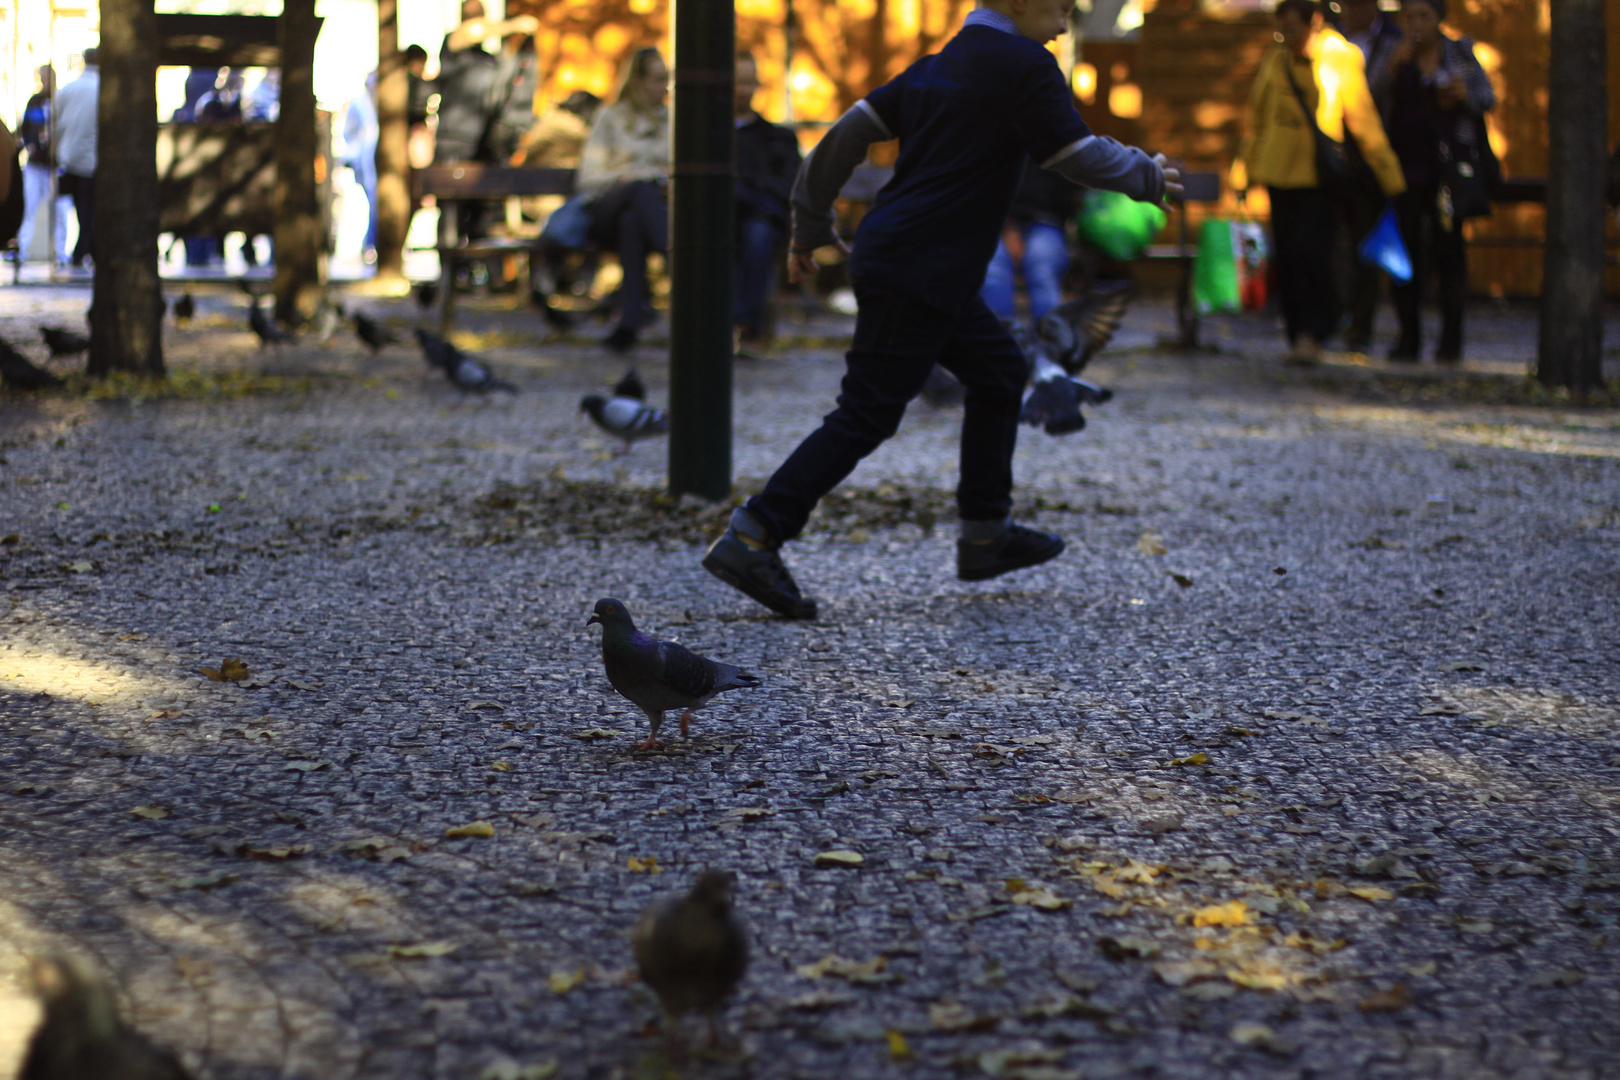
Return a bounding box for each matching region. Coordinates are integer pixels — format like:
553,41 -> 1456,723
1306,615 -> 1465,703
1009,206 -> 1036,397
40,327 -> 90,357
20,955 -> 191,1080
172,292 -> 195,326
0,337 -> 64,390
249,301 -> 293,348
587,598 -> 759,750
634,869 -> 748,1047
353,312 -> 399,354
580,391 -> 667,453
412,328 -> 517,394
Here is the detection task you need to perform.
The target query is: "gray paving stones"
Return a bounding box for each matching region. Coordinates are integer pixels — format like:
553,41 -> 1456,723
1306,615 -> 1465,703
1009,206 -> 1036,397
0,289 -> 1617,1079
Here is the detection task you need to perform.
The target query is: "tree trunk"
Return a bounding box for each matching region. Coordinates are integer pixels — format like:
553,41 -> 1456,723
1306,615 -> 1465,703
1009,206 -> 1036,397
273,0 -> 324,325
1537,0 -> 1607,394
87,0 -> 163,377
374,0 -> 410,283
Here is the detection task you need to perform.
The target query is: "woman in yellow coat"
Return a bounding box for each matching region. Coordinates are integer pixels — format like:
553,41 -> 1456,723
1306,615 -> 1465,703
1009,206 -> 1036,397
1234,0 -> 1406,364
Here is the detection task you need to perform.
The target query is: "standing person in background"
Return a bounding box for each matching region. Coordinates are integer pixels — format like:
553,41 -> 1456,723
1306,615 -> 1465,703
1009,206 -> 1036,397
54,48 -> 98,270
171,67 -> 221,267
196,69 -> 246,124
732,50 -> 801,349
16,66 -> 63,265
576,47 -> 671,353
484,31 -> 541,164
1233,0 -> 1404,365
343,73 -> 381,262
1383,0 -> 1494,363
245,70 -> 280,123
1336,0 -> 1403,352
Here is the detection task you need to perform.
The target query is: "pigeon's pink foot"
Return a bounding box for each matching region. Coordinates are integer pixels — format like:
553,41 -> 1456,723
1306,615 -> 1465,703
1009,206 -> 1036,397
634,736 -> 664,751
679,710 -> 694,736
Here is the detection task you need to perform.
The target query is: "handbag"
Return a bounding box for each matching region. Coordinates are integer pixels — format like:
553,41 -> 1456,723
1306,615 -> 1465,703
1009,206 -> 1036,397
1437,113 -> 1497,229
539,193 -> 591,250
1281,57 -> 1369,199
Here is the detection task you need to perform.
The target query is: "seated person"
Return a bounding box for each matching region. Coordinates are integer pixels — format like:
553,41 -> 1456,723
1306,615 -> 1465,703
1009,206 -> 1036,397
980,158 -> 1082,327
576,48 -> 670,353
733,51 -> 802,347
514,90 -> 601,168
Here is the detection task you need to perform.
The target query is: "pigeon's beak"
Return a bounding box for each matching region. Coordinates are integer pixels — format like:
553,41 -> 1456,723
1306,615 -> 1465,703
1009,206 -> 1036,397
586,613 -> 600,627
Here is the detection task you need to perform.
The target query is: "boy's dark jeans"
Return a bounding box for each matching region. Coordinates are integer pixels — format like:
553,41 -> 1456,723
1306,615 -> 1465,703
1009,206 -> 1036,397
746,285 -> 1027,544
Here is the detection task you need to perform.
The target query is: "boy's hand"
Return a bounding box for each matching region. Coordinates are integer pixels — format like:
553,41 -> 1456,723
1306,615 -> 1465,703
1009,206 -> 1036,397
787,238 -> 850,284
1155,154 -> 1184,201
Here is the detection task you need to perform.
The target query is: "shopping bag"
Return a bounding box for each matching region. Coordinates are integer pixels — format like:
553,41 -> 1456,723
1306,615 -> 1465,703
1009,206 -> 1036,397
1358,204 -> 1412,282
539,194 -> 591,250
1076,189 -> 1168,263
1193,219 -> 1270,314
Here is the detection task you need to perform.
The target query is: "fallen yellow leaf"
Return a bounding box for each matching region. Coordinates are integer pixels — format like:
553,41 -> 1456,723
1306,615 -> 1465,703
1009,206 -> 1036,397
200,658 -> 250,683
1138,531 -> 1168,555
885,1029 -> 911,1061
389,941 -> 458,959
489,761 -> 512,772
1167,752 -> 1209,767
548,968 -> 585,994
445,820 -> 495,838
1192,900 -> 1252,928
813,849 -> 865,868
1347,886 -> 1395,902
627,856 -> 662,873
795,954 -> 895,983
1010,886 -> 1072,911
130,805 -> 170,820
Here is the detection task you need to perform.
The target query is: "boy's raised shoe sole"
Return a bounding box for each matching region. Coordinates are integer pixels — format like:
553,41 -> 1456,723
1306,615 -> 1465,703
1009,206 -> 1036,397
957,524 -> 1066,582
702,531 -> 818,620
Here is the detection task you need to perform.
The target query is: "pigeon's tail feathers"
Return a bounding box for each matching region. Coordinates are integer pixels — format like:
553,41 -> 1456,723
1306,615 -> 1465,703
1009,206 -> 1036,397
711,663 -> 760,693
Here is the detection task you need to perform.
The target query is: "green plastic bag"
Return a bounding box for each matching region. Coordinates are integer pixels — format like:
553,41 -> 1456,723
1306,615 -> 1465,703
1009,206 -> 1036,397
1075,190 -> 1168,263
1192,219 -> 1241,315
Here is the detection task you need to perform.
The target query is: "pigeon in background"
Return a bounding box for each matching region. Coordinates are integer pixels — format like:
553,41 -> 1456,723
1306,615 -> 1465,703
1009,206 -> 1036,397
587,597 -> 759,750
0,337 -> 65,390
20,955 -> 192,1080
248,301 -> 293,348
412,327 -> 516,393
172,292 -> 195,327
580,388 -> 667,453
611,367 -> 647,401
353,311 -> 399,354
634,870 -> 748,1049
414,281 -> 438,311
40,327 -> 90,358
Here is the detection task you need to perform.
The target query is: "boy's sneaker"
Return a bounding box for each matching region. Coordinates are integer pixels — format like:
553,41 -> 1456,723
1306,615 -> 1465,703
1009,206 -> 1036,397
703,510 -> 818,619
957,522 -> 1066,582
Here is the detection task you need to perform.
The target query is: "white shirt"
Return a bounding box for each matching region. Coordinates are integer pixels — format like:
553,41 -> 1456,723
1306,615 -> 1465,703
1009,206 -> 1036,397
55,67 -> 98,177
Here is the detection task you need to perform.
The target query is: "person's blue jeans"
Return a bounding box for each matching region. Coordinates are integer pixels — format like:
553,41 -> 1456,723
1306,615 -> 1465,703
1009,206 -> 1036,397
735,215 -> 781,338
745,286 -> 1027,543
979,221 -> 1069,323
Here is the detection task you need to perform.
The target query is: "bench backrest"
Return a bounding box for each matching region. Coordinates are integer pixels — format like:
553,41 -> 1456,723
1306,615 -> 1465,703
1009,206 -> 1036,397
414,163 -> 577,200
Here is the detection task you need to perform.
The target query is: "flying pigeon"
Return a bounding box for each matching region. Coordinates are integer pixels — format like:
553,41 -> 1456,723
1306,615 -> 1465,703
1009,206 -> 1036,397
0,337 -> 65,391
634,869 -> 748,1048
412,328 -> 517,394
353,312 -> 399,354
580,394 -> 667,453
172,292 -> 195,326
612,367 -> 646,401
248,301 -> 293,348
586,597 -> 759,750
40,327 -> 90,357
20,955 -> 192,1080
1036,280 -> 1134,376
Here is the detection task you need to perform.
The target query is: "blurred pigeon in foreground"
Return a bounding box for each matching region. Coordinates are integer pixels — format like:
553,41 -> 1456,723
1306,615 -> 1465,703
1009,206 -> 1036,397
0,337 -> 64,390
414,281 -> 438,311
1036,280 -> 1133,376
248,301 -> 293,348
310,297 -> 345,343
634,870 -> 748,1048
40,327 -> 89,357
412,328 -> 517,394
587,598 -> 759,750
353,312 -> 399,354
172,292 -> 195,326
580,393 -> 667,453
20,955 -> 191,1080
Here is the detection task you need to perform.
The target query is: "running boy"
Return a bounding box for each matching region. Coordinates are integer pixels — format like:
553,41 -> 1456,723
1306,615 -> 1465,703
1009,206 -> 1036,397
703,0 -> 1181,619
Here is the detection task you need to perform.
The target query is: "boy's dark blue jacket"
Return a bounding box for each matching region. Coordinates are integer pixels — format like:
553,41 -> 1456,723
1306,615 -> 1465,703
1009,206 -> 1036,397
850,24 -> 1092,311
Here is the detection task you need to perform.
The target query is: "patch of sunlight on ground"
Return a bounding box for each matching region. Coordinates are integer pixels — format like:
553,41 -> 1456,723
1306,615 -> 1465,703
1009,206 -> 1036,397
1310,406 -> 1620,459
1434,684 -> 1620,741
0,645 -> 187,704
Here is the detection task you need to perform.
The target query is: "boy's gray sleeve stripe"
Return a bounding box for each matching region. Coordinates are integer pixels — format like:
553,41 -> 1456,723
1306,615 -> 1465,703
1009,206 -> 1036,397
1041,135 -> 1096,169
853,99 -> 893,140
1043,134 -> 1165,204
790,103 -> 889,251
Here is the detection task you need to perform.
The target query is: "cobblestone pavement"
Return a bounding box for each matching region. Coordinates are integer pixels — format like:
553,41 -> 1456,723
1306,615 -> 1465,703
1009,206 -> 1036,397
1,286 -> 1618,1080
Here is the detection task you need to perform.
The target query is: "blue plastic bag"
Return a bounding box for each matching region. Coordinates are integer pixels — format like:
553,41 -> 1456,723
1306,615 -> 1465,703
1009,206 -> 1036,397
1359,205 -> 1412,282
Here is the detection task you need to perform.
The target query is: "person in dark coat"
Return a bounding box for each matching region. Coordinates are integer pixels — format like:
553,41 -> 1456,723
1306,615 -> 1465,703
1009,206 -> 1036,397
733,51 -> 802,345
1336,0 -> 1404,351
